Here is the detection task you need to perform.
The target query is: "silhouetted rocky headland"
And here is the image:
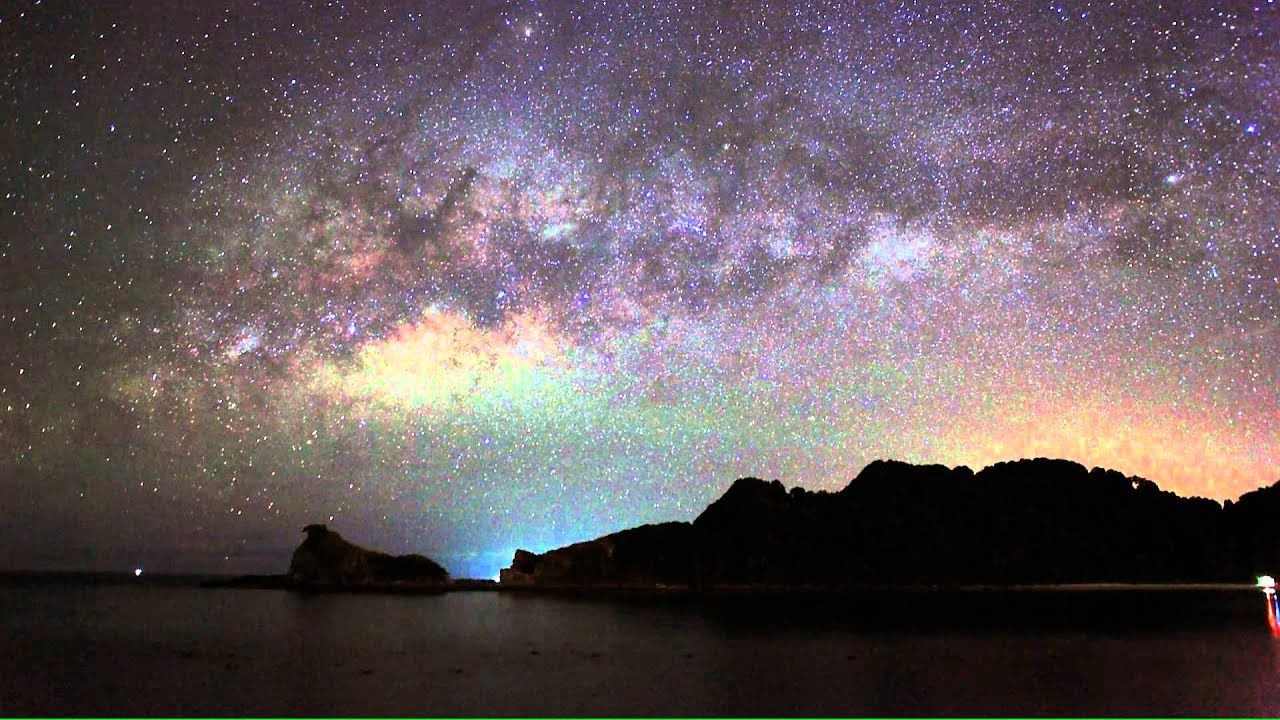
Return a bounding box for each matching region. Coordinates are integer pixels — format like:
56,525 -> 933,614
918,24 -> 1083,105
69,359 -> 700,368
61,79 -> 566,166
208,525 -> 452,591
501,458 -> 1280,588
206,526 -> 499,592
289,524 -> 449,587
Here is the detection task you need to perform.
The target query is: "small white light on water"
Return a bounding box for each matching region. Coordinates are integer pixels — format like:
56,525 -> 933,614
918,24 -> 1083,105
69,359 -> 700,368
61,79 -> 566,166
134,568 -> 143,577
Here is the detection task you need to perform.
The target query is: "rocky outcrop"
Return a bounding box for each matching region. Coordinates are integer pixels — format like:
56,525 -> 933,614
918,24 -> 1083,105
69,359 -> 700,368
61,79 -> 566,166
502,458 -> 1280,589
289,524 -> 448,587
500,523 -> 695,586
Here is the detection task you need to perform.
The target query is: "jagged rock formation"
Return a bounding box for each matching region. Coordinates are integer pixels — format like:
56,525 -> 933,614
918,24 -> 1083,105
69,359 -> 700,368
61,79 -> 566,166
502,458 -> 1280,588
289,524 -> 448,587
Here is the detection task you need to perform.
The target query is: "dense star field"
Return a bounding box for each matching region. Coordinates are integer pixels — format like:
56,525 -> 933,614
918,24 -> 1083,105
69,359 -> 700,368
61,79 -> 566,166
1,0 -> 1277,576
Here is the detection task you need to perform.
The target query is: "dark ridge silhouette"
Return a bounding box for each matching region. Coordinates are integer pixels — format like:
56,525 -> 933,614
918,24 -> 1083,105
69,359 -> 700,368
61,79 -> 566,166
500,458 -> 1280,588
289,524 -> 449,587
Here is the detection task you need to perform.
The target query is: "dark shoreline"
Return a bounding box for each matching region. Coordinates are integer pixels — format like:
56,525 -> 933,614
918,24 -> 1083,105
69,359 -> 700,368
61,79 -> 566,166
6,571 -> 1270,632
2,569 -> 1260,594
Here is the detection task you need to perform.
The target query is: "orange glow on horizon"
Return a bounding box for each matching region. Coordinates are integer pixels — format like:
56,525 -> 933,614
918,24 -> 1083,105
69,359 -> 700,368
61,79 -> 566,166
936,396 -> 1277,501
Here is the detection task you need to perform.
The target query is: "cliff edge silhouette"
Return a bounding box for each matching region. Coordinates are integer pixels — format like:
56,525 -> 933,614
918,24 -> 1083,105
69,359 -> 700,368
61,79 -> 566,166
501,458 -> 1280,588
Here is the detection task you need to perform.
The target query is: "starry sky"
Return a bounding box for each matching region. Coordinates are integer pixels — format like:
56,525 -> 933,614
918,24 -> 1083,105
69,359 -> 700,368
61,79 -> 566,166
2,0 -> 1278,578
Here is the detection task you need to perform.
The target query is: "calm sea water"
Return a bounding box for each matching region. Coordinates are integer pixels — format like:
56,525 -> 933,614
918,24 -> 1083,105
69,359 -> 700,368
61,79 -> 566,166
3,582 -> 1280,716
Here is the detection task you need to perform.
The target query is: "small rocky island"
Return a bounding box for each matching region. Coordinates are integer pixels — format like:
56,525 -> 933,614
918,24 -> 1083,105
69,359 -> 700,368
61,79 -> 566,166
501,458 -> 1280,589
208,524 -> 454,591
290,524 -> 449,587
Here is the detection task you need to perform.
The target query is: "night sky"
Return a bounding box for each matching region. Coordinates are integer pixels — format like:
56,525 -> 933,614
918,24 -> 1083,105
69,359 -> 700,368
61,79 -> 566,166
2,0 -> 1277,578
